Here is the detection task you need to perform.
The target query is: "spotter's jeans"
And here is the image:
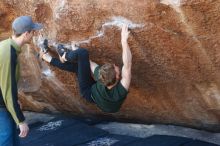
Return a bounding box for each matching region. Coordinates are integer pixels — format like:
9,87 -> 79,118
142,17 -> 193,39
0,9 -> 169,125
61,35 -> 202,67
0,108 -> 20,146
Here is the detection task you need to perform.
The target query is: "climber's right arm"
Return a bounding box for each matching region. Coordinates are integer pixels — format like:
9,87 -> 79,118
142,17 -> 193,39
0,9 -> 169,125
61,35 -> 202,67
120,24 -> 132,91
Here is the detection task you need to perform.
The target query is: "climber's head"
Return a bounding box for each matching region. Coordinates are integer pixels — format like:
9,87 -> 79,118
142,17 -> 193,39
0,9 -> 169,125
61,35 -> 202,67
98,63 -> 120,87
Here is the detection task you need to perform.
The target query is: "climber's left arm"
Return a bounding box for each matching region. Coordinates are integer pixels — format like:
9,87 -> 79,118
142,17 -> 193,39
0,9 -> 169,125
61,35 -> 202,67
90,60 -> 99,74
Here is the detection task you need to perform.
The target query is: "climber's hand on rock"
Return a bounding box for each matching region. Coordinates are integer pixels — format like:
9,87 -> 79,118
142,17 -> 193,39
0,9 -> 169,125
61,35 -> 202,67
40,50 -> 52,63
59,52 -> 67,63
121,24 -> 130,43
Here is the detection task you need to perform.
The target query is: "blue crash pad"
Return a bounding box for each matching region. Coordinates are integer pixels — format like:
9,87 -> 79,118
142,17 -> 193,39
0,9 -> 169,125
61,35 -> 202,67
126,135 -> 218,146
21,117 -> 107,146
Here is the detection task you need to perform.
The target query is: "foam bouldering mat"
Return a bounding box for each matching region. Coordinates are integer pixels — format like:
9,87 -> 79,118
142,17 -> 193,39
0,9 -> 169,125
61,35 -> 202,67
184,140 -> 218,146
126,135 -> 217,146
21,117 -> 218,146
21,117 -> 108,146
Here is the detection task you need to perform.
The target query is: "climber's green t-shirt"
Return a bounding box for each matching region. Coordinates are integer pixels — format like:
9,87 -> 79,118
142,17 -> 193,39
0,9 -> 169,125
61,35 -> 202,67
91,66 -> 128,113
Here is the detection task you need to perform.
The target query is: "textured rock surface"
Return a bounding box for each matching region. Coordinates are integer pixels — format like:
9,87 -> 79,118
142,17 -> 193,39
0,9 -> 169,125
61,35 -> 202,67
0,0 -> 220,131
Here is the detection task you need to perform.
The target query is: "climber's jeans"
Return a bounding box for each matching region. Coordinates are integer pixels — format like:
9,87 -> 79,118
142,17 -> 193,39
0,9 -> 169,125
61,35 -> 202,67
0,108 -> 20,146
65,48 -> 96,102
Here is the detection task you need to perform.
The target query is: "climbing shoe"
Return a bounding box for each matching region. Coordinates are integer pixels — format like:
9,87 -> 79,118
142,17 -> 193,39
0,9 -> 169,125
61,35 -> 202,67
56,44 -> 69,57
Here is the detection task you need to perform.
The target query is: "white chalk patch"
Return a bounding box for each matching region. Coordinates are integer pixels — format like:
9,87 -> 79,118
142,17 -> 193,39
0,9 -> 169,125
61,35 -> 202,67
87,137 -> 119,146
77,31 -> 104,44
33,35 -> 42,49
54,0 -> 68,19
77,16 -> 145,45
160,0 -> 181,7
103,16 -> 145,29
38,120 -> 63,131
42,68 -> 54,77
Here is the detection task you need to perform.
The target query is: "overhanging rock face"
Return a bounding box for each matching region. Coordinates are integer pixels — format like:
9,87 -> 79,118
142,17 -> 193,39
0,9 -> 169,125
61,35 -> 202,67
0,0 -> 220,131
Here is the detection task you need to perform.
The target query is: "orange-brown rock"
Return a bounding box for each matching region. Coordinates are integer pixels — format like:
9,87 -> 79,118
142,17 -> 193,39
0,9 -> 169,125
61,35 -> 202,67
0,0 -> 220,131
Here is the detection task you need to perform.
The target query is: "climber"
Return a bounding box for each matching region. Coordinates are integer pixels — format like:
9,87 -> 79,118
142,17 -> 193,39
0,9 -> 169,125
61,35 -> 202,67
0,16 -> 43,145
40,24 -> 132,113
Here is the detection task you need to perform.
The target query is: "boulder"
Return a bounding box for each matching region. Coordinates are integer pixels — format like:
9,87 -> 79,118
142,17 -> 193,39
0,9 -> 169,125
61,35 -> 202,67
0,0 -> 220,131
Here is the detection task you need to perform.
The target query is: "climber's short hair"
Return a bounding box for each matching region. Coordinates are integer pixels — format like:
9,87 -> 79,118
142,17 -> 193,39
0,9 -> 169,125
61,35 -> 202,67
98,63 -> 117,86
